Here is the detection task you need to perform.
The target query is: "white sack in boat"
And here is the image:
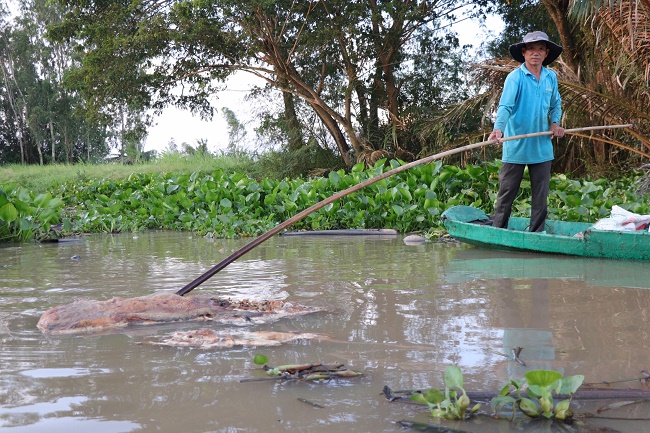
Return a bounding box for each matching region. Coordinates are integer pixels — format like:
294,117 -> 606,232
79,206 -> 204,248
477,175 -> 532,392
592,205 -> 650,231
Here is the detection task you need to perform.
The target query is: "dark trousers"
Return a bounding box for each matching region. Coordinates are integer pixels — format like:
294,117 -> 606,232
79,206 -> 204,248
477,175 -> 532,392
492,161 -> 552,232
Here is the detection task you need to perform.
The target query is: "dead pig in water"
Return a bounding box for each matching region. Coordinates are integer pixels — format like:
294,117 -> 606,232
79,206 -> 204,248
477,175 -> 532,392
37,293 -> 322,335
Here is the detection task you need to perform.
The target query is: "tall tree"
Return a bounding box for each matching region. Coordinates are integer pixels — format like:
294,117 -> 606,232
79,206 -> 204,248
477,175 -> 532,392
110,104 -> 149,163
0,20 -> 35,164
0,0 -> 111,164
50,0 -> 490,166
221,107 -> 248,152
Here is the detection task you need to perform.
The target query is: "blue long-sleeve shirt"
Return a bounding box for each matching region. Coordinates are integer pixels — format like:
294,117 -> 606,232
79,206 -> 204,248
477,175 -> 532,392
494,63 -> 562,164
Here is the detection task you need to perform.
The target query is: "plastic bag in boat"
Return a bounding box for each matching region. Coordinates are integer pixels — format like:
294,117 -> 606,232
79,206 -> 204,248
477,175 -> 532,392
592,205 -> 650,231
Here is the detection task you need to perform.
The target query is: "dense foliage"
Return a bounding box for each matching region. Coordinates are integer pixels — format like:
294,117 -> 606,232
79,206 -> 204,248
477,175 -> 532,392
45,0 -> 495,165
1,160 -> 648,242
0,0 -> 111,164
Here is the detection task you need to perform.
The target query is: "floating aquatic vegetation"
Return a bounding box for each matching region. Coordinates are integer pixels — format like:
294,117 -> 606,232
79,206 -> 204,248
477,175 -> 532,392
491,370 -> 584,422
409,366 -> 481,420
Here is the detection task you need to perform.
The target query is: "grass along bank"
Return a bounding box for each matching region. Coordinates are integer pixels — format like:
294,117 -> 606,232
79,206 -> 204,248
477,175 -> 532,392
0,152 -> 256,192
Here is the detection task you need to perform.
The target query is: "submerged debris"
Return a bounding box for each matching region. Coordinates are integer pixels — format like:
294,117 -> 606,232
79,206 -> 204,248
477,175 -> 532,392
396,420 -> 468,433
403,234 -> 426,245
597,370 -> 650,386
297,398 -> 326,408
512,346 -> 526,366
241,362 -> 363,383
150,329 -> 329,349
37,293 -> 322,335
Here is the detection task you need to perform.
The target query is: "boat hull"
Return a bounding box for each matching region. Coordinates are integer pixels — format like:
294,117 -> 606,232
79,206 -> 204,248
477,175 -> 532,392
442,206 -> 650,260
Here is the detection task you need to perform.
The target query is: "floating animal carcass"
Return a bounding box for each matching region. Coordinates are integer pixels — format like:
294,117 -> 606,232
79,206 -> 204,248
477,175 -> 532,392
37,293 -> 322,335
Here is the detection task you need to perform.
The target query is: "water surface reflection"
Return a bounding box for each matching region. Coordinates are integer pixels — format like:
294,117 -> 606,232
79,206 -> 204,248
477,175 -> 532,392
1,232 -> 649,432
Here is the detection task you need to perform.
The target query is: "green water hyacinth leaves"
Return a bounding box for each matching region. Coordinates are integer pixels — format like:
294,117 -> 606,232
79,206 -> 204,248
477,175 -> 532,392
0,183 -> 65,241
490,369 -> 584,422
2,158 -> 650,242
410,366 -> 481,420
0,197 -> 18,223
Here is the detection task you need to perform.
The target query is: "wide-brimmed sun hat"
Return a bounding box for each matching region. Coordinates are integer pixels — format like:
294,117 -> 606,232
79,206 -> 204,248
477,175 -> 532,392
509,31 -> 563,66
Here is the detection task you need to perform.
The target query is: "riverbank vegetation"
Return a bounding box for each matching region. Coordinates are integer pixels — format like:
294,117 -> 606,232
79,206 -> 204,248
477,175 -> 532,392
2,154 -> 649,242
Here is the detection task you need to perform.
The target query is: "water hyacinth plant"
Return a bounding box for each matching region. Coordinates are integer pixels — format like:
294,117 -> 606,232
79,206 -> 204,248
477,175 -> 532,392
410,366 -> 481,420
0,182 -> 66,242
490,370 -> 584,422
2,158 -> 650,242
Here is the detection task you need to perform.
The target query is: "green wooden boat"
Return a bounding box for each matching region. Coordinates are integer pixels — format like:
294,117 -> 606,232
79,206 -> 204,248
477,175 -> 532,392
441,205 -> 650,260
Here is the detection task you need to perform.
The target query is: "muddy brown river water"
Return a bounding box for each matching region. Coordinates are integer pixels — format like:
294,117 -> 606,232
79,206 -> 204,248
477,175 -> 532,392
1,231 -> 650,433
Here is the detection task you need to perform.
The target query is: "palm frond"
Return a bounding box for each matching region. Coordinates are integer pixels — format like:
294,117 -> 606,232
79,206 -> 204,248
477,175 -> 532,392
569,0 -> 650,24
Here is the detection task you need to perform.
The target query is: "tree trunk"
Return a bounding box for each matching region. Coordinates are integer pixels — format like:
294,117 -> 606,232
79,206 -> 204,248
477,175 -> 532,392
268,65 -> 357,164
379,53 -> 400,123
64,124 -> 70,163
369,66 -> 382,143
311,103 -> 353,165
541,0 -> 581,74
279,61 -> 366,159
253,7 -> 363,166
329,22 -> 370,142
369,0 -> 404,139
35,135 -> 44,165
0,59 -> 27,164
279,77 -> 304,152
49,119 -> 56,162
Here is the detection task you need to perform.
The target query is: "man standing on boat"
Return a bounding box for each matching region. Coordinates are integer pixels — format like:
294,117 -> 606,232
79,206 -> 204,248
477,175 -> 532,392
488,31 -> 566,232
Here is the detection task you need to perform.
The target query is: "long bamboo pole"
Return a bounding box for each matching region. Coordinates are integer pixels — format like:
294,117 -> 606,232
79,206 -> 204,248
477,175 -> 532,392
176,124 -> 632,296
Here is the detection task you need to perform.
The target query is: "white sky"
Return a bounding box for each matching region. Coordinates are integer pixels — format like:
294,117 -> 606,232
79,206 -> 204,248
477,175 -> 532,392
142,16 -> 504,154
144,73 -> 266,153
